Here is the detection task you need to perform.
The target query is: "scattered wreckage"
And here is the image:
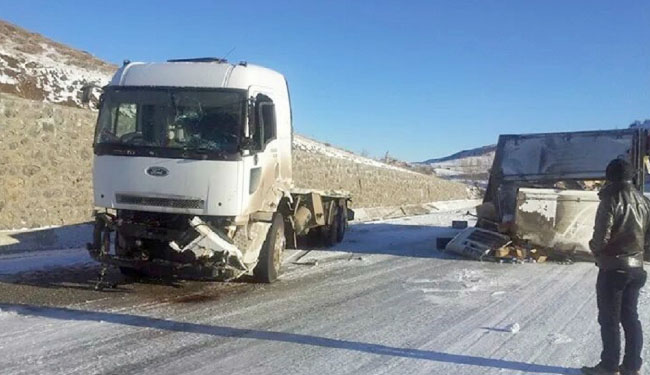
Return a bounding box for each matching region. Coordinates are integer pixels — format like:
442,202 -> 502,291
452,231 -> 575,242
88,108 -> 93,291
84,59 -> 353,283
445,128 -> 649,263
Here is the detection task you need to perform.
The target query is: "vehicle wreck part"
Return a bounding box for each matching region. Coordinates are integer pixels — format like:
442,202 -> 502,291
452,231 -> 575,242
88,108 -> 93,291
514,188 -> 599,257
169,217 -> 247,270
311,193 -> 326,226
293,205 -> 312,235
483,128 -> 645,226
445,227 -> 511,260
336,204 -> 347,243
436,237 -> 454,250
452,220 -> 468,229
498,130 -> 638,182
254,213 -> 286,283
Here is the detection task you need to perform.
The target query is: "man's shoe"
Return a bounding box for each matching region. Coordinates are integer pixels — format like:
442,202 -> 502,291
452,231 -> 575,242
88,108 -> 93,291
581,363 -> 620,375
619,367 -> 640,375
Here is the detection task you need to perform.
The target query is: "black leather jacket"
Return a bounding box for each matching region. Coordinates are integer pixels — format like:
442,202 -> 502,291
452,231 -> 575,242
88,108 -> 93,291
589,181 -> 650,269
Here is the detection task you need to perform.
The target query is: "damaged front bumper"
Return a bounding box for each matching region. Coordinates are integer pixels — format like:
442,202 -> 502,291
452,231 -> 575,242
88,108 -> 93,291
87,213 -> 249,280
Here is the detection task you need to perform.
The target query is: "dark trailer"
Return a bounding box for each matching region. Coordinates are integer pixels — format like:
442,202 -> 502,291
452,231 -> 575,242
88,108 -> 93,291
472,128 -> 649,259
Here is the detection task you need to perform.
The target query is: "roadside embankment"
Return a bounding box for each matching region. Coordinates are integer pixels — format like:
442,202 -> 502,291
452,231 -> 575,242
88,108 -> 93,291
293,135 -> 472,208
0,93 -> 96,230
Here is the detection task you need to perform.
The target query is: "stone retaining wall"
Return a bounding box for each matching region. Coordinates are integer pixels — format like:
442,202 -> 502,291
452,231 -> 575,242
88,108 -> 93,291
292,150 -> 469,208
0,94 -> 96,229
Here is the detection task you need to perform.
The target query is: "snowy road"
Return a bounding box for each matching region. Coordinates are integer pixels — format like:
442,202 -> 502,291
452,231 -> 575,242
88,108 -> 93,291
0,209 -> 645,375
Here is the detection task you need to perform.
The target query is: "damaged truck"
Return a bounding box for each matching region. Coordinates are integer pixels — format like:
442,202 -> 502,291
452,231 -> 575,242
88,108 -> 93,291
84,58 -> 352,282
446,128 -> 649,262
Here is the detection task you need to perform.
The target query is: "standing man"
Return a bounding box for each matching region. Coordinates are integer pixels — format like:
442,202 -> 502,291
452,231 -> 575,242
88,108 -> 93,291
583,159 -> 649,375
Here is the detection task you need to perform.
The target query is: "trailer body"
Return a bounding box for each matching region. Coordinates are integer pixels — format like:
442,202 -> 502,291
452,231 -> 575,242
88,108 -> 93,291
476,128 -> 648,259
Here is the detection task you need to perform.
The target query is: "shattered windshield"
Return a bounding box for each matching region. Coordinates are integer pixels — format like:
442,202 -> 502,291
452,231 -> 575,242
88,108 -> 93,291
95,88 -> 246,155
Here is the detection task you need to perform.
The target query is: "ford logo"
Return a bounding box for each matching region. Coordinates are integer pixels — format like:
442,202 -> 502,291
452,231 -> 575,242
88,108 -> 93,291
146,166 -> 169,177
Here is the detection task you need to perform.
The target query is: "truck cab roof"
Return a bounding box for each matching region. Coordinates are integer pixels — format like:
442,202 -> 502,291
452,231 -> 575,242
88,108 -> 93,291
109,59 -> 287,91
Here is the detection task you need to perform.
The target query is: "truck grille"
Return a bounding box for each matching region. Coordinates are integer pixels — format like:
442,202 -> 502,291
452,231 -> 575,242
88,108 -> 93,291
116,194 -> 205,209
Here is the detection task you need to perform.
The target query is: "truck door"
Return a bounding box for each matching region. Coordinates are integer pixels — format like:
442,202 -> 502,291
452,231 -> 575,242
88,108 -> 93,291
243,90 -> 282,213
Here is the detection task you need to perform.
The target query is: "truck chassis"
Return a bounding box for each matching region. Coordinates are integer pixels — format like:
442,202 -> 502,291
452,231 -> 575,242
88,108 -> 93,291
87,190 -> 353,282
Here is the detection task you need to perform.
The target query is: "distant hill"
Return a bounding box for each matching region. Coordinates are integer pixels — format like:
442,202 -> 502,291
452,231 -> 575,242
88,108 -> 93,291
421,144 -> 497,164
417,144 -> 496,188
0,19 -> 116,107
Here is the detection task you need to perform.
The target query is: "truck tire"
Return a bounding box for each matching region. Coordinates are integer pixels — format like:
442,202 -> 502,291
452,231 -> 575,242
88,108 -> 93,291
323,209 -> 339,247
336,205 -> 347,243
254,214 -> 286,283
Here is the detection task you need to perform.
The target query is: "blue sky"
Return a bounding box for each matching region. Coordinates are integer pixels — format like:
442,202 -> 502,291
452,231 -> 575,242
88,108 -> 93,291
1,0 -> 649,161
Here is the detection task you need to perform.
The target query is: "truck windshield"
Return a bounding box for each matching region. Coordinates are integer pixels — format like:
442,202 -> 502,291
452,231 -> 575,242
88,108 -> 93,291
95,87 -> 246,158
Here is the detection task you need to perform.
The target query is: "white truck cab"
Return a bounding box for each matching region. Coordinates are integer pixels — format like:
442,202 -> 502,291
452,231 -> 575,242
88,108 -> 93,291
86,58 -> 351,282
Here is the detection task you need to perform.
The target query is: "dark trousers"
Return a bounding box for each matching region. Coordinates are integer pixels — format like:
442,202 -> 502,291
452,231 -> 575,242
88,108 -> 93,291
597,268 -> 647,371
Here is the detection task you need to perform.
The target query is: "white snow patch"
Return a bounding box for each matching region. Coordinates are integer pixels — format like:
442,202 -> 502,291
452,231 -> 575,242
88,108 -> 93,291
0,74 -> 18,84
0,39 -> 113,107
0,248 -> 91,275
548,332 -> 573,344
406,278 -> 438,284
505,322 -> 520,334
294,135 -> 415,173
0,307 -> 19,320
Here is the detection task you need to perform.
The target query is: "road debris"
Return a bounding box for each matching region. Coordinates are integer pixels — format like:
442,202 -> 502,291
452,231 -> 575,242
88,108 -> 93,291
506,322 -> 521,334
443,228 -> 551,263
444,227 -> 510,261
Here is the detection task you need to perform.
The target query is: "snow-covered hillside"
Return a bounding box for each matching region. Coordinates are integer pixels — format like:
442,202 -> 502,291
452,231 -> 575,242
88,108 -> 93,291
294,134 -> 415,173
418,145 -> 496,187
0,20 -> 115,107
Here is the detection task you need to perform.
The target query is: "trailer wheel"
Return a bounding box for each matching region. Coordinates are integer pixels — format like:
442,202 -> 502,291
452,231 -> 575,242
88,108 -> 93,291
254,214 -> 286,283
336,205 -> 347,243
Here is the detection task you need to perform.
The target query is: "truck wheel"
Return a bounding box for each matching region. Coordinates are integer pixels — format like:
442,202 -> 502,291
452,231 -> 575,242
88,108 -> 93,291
323,209 -> 339,247
336,205 -> 347,243
254,214 -> 286,283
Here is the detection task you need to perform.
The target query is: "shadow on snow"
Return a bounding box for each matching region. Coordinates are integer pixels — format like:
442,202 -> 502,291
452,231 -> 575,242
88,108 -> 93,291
320,222 -> 465,259
0,303 -> 579,375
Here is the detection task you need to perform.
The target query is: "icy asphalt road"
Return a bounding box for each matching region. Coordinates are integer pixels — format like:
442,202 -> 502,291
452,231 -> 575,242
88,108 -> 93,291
0,209 -> 645,375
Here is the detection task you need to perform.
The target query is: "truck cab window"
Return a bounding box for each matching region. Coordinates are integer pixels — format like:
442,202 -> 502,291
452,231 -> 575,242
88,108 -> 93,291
254,94 -> 276,149
114,103 -> 137,137
95,88 -> 246,156
261,103 -> 276,144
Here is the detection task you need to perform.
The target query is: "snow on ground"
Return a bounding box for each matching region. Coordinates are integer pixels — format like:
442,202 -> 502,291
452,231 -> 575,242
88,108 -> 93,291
0,248 -> 91,276
0,206 -> 638,375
